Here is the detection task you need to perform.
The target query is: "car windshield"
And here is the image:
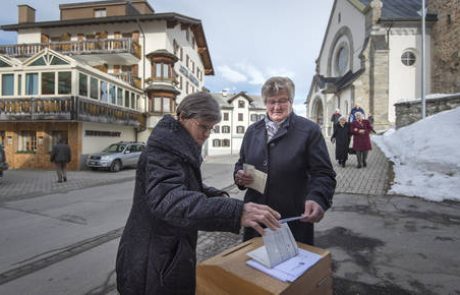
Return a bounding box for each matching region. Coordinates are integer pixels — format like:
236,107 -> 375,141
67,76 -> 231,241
102,143 -> 126,153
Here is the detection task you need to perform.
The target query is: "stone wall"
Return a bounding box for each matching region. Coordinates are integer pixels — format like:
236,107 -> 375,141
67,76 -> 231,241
394,94 -> 460,128
429,0 -> 460,93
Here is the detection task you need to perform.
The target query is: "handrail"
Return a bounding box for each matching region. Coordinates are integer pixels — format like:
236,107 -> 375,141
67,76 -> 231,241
0,38 -> 140,58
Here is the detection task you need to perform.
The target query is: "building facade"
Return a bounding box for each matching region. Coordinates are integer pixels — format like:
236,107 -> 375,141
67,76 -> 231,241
0,0 -> 213,169
205,92 -> 266,157
306,0 -> 437,135
429,0 -> 460,94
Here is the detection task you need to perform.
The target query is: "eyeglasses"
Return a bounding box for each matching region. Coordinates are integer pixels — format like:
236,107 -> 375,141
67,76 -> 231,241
266,98 -> 291,106
191,119 -> 214,133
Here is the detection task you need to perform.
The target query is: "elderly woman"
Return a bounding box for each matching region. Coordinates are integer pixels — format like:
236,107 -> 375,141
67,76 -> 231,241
350,111 -> 372,168
331,116 -> 351,167
116,92 -> 281,295
234,77 -> 336,245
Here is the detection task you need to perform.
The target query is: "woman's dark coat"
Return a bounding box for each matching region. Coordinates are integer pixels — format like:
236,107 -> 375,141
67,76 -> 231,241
116,115 -> 244,295
331,122 -> 351,162
350,119 -> 372,151
234,113 -> 336,245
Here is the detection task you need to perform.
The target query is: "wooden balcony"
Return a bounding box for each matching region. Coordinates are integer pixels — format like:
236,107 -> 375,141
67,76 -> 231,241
0,38 -> 141,65
0,96 -> 145,129
111,72 -> 142,89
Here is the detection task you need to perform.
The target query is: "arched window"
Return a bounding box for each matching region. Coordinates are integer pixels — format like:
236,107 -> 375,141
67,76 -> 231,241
250,114 -> 258,122
238,100 -> 245,108
212,139 -> 221,147
222,139 -> 230,147
335,45 -> 349,76
213,125 -> 220,133
236,126 -> 245,134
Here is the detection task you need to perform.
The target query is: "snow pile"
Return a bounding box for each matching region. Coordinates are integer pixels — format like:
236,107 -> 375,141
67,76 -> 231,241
373,107 -> 460,202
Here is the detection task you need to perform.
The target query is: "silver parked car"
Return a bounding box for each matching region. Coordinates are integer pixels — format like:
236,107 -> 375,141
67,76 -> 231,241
86,141 -> 145,172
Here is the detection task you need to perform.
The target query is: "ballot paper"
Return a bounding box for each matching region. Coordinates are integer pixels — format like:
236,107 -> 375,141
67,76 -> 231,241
242,163 -> 267,194
246,223 -> 298,268
246,248 -> 323,282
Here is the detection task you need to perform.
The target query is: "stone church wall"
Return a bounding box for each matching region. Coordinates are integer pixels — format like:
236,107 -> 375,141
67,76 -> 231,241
394,94 -> 460,128
429,0 -> 460,93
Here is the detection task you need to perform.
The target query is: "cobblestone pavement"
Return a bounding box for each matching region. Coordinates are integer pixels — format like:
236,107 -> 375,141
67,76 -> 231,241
0,168 -> 136,202
328,139 -> 391,196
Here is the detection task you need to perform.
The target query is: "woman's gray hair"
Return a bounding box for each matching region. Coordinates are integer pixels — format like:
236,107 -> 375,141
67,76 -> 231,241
355,112 -> 364,118
176,92 -> 221,123
261,76 -> 295,103
339,115 -> 347,121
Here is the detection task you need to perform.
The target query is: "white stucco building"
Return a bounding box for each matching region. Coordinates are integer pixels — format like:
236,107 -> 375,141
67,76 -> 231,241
0,0 -> 213,169
205,92 -> 266,157
306,0 -> 435,135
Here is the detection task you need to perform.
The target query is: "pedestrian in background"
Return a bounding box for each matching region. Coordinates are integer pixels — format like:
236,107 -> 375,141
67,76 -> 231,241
349,103 -> 365,122
350,112 -> 372,168
234,76 -> 336,245
50,138 -> 71,183
330,108 -> 341,125
367,113 -> 377,134
0,143 -> 7,179
116,92 -> 281,295
331,116 -> 351,167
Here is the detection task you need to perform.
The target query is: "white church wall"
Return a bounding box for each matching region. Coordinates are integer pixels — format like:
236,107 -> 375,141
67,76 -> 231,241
388,28 -> 431,122
318,0 -> 366,77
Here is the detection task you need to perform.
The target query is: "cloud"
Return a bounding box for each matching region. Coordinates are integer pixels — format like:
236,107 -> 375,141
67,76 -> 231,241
217,65 -> 247,83
235,62 -> 265,85
293,102 -> 307,118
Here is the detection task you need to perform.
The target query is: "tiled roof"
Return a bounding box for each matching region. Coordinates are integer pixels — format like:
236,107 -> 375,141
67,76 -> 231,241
358,0 -> 424,20
210,92 -> 265,110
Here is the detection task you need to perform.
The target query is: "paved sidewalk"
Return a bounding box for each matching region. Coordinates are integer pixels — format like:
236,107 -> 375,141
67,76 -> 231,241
0,168 -> 136,203
328,140 -> 390,196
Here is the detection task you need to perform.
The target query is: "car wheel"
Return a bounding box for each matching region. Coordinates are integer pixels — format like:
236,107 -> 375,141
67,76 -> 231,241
110,160 -> 122,172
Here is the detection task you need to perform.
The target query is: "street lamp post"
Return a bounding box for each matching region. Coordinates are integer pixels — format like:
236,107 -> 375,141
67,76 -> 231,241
421,0 -> 426,119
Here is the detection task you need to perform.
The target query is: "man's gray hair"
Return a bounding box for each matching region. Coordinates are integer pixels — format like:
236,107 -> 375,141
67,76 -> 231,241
176,92 -> 221,122
261,76 -> 295,103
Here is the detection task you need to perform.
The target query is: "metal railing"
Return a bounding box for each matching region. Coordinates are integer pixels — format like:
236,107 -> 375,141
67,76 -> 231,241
0,38 -> 141,59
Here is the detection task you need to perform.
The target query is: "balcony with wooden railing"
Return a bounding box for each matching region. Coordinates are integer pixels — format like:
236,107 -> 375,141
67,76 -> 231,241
111,72 -> 142,89
0,96 -> 145,129
0,38 -> 141,65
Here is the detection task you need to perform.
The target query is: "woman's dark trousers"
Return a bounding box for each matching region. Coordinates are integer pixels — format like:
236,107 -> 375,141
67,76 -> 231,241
356,151 -> 368,168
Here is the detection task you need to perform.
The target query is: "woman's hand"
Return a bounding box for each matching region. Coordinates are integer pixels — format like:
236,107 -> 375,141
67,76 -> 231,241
241,202 -> 281,236
235,169 -> 254,187
300,200 -> 325,223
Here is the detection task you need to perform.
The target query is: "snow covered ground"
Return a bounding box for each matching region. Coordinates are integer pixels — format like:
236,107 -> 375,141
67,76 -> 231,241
373,106 -> 460,202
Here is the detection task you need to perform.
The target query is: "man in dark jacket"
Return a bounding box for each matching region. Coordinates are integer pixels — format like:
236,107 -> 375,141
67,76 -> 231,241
0,144 -> 6,179
50,138 -> 71,183
116,92 -> 280,295
235,77 -> 336,245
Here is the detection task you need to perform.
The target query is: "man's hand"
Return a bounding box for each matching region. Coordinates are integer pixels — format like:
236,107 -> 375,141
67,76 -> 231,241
241,202 -> 281,236
235,169 -> 254,187
300,200 -> 325,223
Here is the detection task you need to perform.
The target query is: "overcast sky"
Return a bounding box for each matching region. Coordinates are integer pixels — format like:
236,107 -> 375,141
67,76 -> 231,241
0,0 -> 334,115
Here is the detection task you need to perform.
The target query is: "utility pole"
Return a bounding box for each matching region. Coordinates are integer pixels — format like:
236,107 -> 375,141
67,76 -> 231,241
421,0 -> 427,118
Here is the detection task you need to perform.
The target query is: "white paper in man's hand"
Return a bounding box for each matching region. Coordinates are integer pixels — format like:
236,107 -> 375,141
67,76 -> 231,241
242,163 -> 267,194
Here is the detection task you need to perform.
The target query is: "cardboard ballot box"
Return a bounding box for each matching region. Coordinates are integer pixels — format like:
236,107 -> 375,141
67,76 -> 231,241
196,237 -> 332,295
